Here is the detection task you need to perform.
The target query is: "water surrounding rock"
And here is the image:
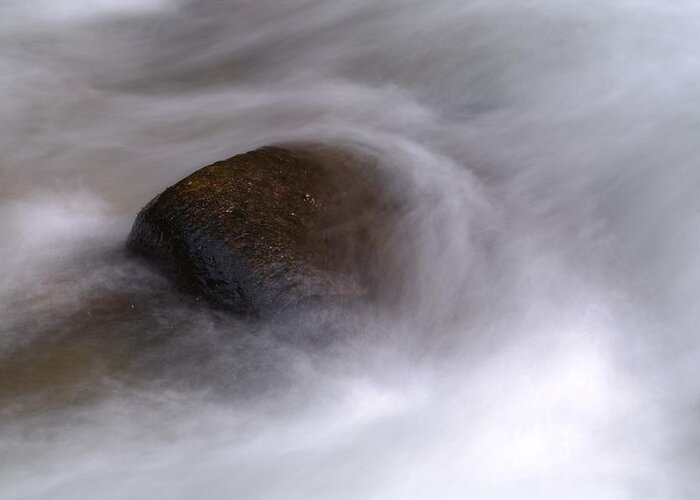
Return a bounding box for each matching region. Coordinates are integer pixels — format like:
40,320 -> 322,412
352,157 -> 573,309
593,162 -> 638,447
128,145 -> 396,316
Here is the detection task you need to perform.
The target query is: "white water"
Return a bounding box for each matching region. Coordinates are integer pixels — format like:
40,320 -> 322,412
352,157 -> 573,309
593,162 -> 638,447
2,1 -> 700,498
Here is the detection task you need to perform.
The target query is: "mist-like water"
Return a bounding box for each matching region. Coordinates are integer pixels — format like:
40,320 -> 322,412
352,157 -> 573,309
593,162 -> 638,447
2,1 -> 700,498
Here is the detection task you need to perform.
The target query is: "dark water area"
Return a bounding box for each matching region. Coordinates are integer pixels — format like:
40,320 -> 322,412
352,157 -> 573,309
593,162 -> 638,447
2,1 -> 700,498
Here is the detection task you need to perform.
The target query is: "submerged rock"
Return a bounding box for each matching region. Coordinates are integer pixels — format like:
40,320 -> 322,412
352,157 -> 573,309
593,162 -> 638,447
128,145 -> 396,315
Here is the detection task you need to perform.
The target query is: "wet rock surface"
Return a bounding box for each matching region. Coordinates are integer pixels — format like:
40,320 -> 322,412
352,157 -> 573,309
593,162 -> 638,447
128,145 -> 396,316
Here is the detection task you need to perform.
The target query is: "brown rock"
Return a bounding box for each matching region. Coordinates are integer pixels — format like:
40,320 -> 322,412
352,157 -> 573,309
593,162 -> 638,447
127,145 -> 396,315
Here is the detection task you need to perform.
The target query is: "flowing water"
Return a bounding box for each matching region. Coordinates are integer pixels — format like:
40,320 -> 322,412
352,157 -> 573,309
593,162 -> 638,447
2,1 -> 700,498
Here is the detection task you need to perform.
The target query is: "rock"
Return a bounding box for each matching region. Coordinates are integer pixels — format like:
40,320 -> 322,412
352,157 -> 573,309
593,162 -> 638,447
127,145 -> 396,315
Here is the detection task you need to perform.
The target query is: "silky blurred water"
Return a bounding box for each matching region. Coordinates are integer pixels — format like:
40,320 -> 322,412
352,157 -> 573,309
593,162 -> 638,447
1,1 -> 700,498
